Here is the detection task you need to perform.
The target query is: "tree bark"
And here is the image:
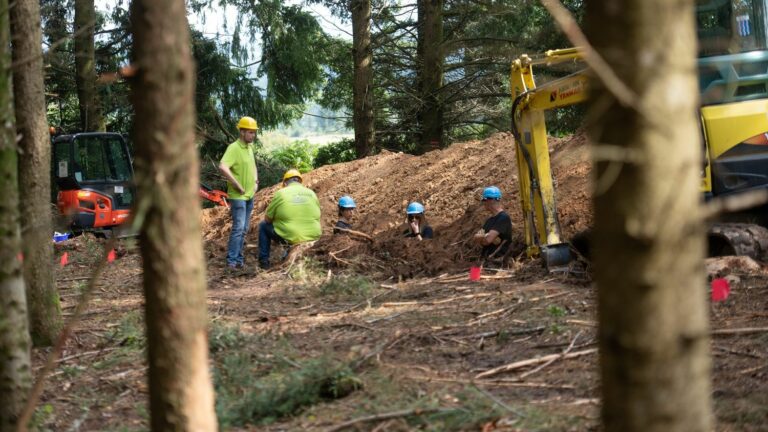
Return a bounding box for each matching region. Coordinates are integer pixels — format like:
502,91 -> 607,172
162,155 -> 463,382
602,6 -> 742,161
416,0 -> 444,153
11,0 -> 62,347
74,0 -> 104,131
586,1 -> 712,431
351,0 -> 374,158
0,0 -> 33,427
130,1 -> 218,430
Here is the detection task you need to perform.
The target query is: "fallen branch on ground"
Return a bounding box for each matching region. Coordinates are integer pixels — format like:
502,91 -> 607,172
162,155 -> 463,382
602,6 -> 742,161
712,327 -> 768,336
324,407 -> 449,432
459,326 -> 546,339
475,348 -> 598,380
519,331 -> 581,379
332,227 -> 374,242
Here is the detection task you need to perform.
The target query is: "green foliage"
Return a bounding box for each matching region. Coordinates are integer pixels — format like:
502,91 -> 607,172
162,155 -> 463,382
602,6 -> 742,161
108,311 -> 145,349
31,403 -> 55,431
209,322 -> 255,354
314,138 -> 357,167
318,274 -> 374,299
547,305 -> 566,318
217,356 -> 360,426
268,140 -> 317,173
210,324 -> 361,427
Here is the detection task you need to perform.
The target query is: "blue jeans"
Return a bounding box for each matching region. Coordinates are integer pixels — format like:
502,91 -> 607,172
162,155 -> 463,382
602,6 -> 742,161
226,198 -> 254,266
258,221 -> 286,263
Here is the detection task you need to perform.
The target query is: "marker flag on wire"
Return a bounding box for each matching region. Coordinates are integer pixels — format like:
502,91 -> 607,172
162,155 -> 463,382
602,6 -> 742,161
711,278 -> 730,302
107,249 -> 116,263
60,252 -> 69,267
17,252 -> 23,263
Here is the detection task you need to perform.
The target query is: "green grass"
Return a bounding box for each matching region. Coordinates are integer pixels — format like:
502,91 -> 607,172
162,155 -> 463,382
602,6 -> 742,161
108,311 -> 145,349
318,274 -> 374,300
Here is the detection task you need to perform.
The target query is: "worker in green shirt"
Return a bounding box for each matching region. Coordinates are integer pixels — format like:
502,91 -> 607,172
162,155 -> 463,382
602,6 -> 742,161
258,169 -> 322,269
219,116 -> 259,269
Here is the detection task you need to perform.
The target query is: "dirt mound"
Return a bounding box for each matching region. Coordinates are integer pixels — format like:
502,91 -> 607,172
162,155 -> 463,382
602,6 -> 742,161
201,132 -> 593,275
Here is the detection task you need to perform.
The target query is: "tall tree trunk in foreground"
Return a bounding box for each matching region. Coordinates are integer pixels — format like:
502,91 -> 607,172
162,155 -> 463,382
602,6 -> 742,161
11,0 -> 62,347
130,1 -> 217,430
0,0 -> 33,427
74,0 -> 104,131
351,0 -> 374,158
416,0 -> 444,153
586,0 -> 712,430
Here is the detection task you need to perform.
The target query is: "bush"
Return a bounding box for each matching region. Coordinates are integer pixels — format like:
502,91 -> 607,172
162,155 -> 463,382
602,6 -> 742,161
268,140 -> 317,173
314,138 -> 357,167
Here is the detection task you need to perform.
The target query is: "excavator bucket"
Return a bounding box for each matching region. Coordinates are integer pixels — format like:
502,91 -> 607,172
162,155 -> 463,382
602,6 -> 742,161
541,242 -> 572,271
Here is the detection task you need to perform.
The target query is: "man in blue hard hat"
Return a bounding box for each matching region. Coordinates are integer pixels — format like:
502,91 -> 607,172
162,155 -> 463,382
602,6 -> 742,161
403,202 -> 433,240
473,186 -> 512,260
334,195 -> 357,234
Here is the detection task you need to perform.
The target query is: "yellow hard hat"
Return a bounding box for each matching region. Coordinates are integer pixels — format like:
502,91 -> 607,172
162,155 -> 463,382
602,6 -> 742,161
282,169 -> 303,183
236,116 -> 258,130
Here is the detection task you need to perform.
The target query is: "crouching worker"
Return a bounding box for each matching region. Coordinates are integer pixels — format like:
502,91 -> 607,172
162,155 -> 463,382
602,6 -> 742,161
258,169 -> 321,269
473,186 -> 512,262
334,195 -> 356,234
404,202 -> 433,241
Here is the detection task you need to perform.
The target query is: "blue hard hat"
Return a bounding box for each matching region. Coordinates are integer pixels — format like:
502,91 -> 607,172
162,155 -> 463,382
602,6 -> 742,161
406,202 -> 425,214
482,186 -> 502,200
338,195 -> 356,208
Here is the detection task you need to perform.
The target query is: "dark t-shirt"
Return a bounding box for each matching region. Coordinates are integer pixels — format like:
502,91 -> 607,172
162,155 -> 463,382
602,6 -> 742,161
482,211 -> 512,257
334,220 -> 353,234
403,225 -> 433,239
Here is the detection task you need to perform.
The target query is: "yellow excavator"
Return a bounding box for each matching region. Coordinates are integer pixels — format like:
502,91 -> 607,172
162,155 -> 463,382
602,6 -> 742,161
512,0 -> 768,269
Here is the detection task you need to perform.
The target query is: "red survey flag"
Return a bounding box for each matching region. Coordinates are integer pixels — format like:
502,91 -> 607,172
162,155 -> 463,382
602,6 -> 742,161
60,252 -> 69,267
711,278 -> 730,302
107,249 -> 116,263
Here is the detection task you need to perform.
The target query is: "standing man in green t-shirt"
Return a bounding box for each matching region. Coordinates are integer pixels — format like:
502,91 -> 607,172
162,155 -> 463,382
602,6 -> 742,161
219,116 -> 259,269
258,169 -> 322,269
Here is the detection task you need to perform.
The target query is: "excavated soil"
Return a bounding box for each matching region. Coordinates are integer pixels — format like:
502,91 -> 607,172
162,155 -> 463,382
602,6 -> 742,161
201,132 -> 592,276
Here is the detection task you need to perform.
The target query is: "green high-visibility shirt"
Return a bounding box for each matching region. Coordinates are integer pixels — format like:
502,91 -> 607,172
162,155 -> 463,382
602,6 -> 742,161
220,139 -> 257,200
266,182 -> 322,244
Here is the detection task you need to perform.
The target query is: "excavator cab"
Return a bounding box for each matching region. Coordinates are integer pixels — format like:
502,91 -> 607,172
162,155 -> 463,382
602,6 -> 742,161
53,132 -> 134,233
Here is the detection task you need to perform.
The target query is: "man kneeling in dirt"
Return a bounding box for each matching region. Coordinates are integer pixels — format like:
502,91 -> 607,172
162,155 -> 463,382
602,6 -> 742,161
258,169 -> 322,269
473,186 -> 512,263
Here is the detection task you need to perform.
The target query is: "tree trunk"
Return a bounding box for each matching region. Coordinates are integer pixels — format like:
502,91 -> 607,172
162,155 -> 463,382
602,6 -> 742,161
74,0 -> 104,132
11,0 -> 62,347
130,1 -> 218,430
351,0 -> 374,158
0,0 -> 33,427
585,1 -> 712,431
416,0 -> 444,153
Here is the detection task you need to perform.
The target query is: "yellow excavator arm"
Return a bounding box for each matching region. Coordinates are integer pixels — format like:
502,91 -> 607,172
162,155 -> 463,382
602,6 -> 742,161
510,49 -> 588,269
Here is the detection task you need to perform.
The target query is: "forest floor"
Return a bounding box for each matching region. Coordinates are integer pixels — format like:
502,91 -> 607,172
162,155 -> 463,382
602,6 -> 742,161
36,132 -> 768,431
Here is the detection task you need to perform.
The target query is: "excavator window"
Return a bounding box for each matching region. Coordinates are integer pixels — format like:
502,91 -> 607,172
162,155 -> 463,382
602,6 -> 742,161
73,136 -> 131,183
697,0 -> 768,56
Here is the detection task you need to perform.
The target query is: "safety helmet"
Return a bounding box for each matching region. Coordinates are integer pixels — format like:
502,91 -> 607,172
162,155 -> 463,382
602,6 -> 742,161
338,195 -> 356,209
482,186 -> 502,200
406,202 -> 425,214
236,116 -> 259,130
282,169 -> 303,183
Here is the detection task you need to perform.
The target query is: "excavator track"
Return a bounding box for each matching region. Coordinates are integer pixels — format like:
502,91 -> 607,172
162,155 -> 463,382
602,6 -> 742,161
708,223 -> 768,262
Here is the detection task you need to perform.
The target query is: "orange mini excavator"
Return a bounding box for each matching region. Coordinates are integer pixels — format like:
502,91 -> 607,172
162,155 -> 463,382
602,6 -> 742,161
53,132 -> 228,235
